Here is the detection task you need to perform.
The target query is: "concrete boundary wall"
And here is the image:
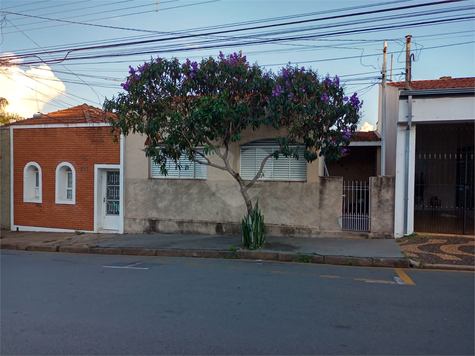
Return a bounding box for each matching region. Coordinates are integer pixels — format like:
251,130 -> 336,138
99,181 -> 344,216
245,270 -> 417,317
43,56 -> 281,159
124,177 -> 344,237
370,176 -> 395,238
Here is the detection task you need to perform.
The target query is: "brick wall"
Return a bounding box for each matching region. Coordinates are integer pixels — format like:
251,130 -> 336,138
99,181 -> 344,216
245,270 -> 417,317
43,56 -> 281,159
13,126 -> 120,231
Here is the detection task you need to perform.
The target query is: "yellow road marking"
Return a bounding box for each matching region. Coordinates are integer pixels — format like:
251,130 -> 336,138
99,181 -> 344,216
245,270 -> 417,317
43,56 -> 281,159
319,275 -> 342,279
394,268 -> 416,285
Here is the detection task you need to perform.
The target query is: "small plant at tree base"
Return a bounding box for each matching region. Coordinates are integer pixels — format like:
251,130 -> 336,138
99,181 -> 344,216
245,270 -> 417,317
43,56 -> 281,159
242,201 -> 265,250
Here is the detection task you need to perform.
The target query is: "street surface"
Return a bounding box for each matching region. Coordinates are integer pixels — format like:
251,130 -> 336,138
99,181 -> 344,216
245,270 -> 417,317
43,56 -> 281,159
1,251 -> 474,355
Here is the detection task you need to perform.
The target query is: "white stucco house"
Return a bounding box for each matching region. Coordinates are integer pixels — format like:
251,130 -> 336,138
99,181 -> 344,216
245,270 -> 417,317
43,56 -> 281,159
378,77 -> 474,237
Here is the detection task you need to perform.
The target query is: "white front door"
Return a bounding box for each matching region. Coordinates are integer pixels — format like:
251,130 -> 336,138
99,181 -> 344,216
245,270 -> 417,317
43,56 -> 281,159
102,170 -> 120,230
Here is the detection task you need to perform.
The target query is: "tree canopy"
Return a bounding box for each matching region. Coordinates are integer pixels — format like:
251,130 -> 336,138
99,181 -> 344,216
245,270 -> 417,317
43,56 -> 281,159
104,52 -> 362,214
0,97 -> 25,125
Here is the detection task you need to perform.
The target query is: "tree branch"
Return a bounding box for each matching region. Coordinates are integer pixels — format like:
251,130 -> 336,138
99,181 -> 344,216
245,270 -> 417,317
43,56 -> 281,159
245,153 -> 274,189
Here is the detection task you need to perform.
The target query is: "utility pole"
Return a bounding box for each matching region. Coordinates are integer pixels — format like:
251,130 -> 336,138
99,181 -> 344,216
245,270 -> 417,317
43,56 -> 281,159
405,35 -> 412,90
381,42 -> 387,176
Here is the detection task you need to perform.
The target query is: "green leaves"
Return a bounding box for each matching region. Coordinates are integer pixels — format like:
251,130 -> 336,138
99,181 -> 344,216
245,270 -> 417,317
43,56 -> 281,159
241,201 -> 266,250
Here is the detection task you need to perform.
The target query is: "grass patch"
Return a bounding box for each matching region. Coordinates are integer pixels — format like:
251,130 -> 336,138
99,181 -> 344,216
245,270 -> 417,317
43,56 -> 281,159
295,254 -> 312,263
55,245 -> 60,252
42,240 -> 57,244
75,230 -> 85,235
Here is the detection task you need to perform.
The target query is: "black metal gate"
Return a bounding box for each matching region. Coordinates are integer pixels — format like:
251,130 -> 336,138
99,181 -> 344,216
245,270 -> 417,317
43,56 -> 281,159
342,181 -> 370,232
414,123 -> 474,235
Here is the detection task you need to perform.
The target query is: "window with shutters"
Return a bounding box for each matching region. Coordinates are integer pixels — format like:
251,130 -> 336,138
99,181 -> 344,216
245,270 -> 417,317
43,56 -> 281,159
56,162 -> 76,204
150,150 -> 207,179
23,162 -> 42,203
240,142 -> 307,181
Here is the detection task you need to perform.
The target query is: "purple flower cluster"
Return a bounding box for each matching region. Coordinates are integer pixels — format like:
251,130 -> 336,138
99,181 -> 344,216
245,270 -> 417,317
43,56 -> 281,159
121,81 -> 130,91
342,127 -> 352,140
222,52 -> 244,66
300,66 -> 305,73
333,75 -> 339,86
272,84 -> 284,97
321,93 -> 329,102
341,148 -> 347,154
128,66 -> 136,75
137,63 -> 148,73
182,58 -> 191,68
325,77 -> 332,85
349,93 -> 362,109
282,68 -> 288,78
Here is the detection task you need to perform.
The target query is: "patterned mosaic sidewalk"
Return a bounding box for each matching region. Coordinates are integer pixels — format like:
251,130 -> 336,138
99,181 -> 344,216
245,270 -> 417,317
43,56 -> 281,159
398,235 -> 475,266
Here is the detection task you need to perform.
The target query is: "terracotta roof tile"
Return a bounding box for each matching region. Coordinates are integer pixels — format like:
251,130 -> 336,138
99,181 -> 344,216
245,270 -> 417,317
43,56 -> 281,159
388,77 -> 475,90
8,104 -> 109,126
351,131 -> 380,142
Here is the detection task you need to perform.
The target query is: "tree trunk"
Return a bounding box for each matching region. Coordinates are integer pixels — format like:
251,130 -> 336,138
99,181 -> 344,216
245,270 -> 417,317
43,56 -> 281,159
240,186 -> 253,216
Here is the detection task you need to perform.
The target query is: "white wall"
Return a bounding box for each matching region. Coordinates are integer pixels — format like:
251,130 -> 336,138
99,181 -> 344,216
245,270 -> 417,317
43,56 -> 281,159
398,96 -> 475,123
378,84 -> 400,176
394,122 -> 416,238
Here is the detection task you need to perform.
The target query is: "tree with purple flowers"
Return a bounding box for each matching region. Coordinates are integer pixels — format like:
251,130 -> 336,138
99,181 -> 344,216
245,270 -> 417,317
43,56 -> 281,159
104,52 -> 361,247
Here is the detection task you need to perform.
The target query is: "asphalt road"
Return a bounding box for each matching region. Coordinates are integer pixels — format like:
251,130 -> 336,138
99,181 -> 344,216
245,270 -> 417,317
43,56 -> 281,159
1,251 -> 474,355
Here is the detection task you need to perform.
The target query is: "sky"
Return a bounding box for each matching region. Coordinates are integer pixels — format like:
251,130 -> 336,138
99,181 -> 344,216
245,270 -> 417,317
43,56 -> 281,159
0,0 -> 474,130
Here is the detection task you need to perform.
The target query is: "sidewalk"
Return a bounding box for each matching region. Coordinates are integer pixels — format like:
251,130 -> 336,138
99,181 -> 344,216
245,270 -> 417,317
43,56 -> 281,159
0,229 -> 407,268
0,229 -> 472,270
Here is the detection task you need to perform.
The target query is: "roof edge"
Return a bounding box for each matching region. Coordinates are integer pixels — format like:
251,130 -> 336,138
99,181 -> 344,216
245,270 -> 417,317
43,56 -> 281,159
399,87 -> 475,97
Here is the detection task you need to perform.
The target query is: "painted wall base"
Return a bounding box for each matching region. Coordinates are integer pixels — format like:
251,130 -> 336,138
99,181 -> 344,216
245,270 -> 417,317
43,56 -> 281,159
11,225 -> 120,234
124,218 -> 394,239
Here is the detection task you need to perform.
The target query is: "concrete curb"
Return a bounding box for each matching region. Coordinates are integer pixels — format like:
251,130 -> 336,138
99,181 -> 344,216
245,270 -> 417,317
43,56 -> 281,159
1,243 -> 412,269
418,263 -> 474,272
408,258 -> 474,272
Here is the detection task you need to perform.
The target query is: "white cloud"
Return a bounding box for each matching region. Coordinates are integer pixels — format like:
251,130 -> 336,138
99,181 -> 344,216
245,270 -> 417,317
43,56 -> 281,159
0,53 -> 66,118
359,122 -> 374,132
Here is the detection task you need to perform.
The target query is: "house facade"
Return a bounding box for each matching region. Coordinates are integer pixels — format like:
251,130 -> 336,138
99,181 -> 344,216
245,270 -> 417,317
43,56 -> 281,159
10,104 -> 123,233
378,77 -> 474,237
123,127 -> 394,238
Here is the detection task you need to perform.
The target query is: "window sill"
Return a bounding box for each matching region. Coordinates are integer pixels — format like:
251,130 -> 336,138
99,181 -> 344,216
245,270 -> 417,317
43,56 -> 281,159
24,198 -> 42,203
55,199 -> 76,205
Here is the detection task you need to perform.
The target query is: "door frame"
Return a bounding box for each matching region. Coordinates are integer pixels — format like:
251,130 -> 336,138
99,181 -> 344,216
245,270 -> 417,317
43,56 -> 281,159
94,164 -> 123,233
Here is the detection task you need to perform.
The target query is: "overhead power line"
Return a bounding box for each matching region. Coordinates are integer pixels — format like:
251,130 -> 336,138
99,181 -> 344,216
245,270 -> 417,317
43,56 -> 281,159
11,15 -> 472,66
2,0 -> 469,62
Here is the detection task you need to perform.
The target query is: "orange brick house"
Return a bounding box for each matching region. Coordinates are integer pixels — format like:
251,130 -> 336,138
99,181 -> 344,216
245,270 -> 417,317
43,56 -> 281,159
9,104 -> 123,233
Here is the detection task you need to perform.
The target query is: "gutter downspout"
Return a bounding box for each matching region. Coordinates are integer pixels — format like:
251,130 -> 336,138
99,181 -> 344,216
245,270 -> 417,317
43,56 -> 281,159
119,132 -> 125,234
403,95 -> 413,236
381,41 -> 387,176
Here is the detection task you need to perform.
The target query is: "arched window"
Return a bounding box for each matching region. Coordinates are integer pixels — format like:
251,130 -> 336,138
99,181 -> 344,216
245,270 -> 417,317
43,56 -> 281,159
55,162 -> 76,204
23,162 -> 42,203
